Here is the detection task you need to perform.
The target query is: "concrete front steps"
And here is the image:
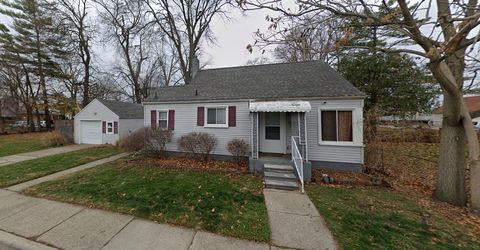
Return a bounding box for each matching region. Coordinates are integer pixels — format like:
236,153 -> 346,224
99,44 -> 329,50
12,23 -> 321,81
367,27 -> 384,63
264,164 -> 299,190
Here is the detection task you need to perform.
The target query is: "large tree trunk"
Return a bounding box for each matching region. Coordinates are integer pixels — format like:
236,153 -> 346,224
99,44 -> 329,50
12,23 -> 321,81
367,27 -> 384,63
434,91 -> 467,205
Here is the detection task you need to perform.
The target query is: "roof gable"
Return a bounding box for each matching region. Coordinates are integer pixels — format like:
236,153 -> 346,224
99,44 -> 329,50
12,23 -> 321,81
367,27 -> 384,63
97,99 -> 143,119
146,60 -> 364,102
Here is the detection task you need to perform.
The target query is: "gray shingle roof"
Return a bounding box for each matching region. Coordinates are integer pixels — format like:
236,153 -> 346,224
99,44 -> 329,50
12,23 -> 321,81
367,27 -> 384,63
97,99 -> 143,119
146,60 -> 364,102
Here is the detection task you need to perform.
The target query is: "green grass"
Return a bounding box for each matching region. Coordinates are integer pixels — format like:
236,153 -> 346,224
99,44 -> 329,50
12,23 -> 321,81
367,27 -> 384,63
24,161 -> 269,242
0,146 -> 123,188
308,185 -> 480,249
0,133 -> 52,157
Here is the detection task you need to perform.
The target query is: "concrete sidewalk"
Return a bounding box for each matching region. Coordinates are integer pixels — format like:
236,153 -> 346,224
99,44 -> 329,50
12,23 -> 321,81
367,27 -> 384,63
0,144 -> 95,167
6,153 -> 130,192
264,189 -> 337,250
0,189 -> 271,250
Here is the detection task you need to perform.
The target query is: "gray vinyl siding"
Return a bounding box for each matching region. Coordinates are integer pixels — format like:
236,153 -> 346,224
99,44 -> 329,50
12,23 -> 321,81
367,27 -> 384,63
306,99 -> 364,164
118,118 -> 144,139
144,101 -> 251,156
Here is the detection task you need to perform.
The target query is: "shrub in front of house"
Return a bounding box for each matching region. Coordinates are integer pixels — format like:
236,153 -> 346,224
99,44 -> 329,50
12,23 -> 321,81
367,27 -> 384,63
177,132 -> 217,161
119,128 -> 173,156
43,131 -> 69,147
226,139 -> 249,163
118,128 -> 146,151
145,128 -> 173,157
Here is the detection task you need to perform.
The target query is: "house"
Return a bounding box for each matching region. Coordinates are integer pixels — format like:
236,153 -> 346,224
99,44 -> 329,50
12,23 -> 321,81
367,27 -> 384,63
431,96 -> 480,127
144,60 -> 365,187
74,99 -> 144,145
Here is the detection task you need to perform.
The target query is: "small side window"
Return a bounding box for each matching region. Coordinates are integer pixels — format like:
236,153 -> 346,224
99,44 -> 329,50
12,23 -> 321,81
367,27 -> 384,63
106,121 -> 114,134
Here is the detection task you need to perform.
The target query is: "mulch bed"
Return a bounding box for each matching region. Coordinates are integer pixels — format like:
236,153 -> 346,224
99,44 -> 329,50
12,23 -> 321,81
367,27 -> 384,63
124,155 -> 249,174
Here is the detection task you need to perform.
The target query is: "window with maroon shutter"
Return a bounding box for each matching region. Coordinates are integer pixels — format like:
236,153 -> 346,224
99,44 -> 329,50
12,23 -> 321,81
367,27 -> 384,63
151,110 -> 157,128
102,121 -> 106,133
197,107 -> 204,126
114,121 -> 118,134
168,110 -> 175,130
106,122 -> 114,134
228,106 -> 236,127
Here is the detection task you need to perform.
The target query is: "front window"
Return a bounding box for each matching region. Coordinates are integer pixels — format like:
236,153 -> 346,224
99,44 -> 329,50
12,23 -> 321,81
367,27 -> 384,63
107,121 -> 114,134
158,111 -> 168,128
265,112 -> 281,140
206,107 -> 227,127
321,110 -> 352,142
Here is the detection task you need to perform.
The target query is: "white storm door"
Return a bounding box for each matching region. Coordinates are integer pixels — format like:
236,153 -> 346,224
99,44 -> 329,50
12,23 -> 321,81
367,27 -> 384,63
259,112 -> 285,154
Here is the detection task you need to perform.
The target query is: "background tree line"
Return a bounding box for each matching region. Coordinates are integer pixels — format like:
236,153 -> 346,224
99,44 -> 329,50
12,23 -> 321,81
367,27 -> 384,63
0,0 -> 228,130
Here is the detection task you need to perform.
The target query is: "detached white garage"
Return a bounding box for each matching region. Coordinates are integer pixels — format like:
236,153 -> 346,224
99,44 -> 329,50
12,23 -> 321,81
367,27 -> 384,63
74,99 -> 144,145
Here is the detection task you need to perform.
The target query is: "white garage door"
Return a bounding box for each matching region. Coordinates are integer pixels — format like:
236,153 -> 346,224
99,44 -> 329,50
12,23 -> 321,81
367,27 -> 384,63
80,120 -> 102,144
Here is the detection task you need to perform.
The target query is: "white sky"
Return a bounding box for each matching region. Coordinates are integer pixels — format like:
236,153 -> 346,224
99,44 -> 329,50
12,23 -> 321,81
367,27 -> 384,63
202,8 -> 275,68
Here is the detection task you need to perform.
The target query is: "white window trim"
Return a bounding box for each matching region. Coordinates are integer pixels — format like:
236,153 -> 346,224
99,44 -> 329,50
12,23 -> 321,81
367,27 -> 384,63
204,106 -> 228,128
106,121 -> 114,135
318,107 -> 361,147
157,110 -> 169,129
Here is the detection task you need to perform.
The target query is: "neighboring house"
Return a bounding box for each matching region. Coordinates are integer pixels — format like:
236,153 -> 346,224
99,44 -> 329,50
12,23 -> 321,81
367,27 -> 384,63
74,99 -> 143,145
143,60 -> 365,180
431,96 -> 480,127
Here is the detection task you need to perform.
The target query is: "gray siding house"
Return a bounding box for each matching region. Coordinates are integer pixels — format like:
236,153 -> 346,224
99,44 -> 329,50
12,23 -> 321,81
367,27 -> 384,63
143,60 -> 365,183
74,99 -> 144,145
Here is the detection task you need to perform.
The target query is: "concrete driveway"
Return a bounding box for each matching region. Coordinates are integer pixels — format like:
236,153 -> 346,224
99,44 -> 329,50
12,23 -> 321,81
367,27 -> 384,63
0,144 -> 95,167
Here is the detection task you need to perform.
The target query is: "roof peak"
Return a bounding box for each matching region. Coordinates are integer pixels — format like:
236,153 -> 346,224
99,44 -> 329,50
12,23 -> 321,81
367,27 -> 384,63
199,60 -> 324,73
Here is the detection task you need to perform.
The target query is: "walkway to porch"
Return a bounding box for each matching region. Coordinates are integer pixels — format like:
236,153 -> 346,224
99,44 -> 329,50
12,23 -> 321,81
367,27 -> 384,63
264,188 -> 338,249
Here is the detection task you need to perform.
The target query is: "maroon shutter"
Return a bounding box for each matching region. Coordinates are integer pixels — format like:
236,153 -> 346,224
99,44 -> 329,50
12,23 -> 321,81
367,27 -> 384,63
151,110 -> 157,128
168,110 -> 175,130
114,121 -> 118,134
102,121 -> 106,133
197,107 -> 204,126
228,106 -> 236,127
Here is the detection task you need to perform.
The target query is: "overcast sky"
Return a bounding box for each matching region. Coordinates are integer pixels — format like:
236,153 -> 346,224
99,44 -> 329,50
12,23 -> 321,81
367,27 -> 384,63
202,8 -> 275,68
0,4 -> 276,70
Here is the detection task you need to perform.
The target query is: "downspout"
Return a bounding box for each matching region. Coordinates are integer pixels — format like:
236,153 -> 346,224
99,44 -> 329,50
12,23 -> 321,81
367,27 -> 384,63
304,112 -> 308,162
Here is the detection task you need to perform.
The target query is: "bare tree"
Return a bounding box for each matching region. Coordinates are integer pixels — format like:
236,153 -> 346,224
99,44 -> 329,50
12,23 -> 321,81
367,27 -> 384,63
96,0 -> 168,103
56,0 -> 94,108
143,0 -> 230,84
239,0 -> 480,210
251,13 -> 344,65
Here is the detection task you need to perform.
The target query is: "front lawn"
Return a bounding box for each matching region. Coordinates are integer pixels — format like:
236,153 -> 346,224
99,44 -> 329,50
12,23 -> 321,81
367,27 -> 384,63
23,160 -> 269,242
0,146 -> 122,188
308,185 -> 480,249
0,133 -> 57,157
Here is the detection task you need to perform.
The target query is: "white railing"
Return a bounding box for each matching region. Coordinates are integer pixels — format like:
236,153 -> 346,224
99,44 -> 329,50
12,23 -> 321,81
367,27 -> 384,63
291,136 -> 305,193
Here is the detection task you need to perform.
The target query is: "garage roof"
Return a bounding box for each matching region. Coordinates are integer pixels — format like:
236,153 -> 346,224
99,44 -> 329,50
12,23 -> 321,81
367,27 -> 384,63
97,99 -> 143,119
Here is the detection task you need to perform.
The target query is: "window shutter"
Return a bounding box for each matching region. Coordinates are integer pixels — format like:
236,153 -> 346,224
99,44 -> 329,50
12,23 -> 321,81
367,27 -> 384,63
151,110 -> 157,128
114,121 -> 118,134
168,110 -> 175,130
102,121 -> 106,134
228,106 -> 236,127
197,107 -> 204,126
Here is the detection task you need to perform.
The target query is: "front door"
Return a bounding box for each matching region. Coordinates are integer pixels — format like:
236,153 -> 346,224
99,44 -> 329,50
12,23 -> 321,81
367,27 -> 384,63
260,112 -> 285,154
